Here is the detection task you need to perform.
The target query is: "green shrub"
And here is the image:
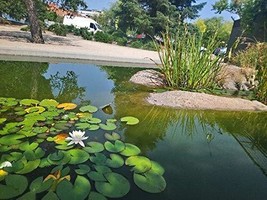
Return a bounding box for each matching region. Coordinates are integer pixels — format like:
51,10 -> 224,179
48,23 -> 67,36
80,28 -> 93,40
155,26 -> 222,91
129,40 -> 143,49
94,31 -> 113,43
113,37 -> 128,46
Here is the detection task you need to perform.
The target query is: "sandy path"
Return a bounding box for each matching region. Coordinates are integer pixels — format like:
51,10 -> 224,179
0,24 -> 160,67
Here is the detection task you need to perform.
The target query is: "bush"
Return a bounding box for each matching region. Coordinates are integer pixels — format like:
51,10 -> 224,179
80,28 -> 93,40
232,42 -> 267,104
48,23 -> 67,36
129,40 -> 143,49
94,31 -> 113,43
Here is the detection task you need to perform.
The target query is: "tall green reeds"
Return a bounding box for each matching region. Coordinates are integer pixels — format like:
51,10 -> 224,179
155,26 -> 222,91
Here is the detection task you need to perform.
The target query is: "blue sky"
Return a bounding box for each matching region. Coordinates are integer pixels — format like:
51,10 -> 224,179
85,0 -> 239,21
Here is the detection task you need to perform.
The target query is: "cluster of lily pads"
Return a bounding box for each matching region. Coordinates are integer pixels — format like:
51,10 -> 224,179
0,97 -> 166,200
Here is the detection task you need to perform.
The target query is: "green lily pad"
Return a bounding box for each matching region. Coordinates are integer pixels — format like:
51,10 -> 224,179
88,125 -> 99,131
120,143 -> 141,157
150,161 -> 165,175
133,171 -> 166,193
41,111 -> 60,120
104,140 -> 125,153
104,132 -> 121,141
57,103 -> 77,110
125,156 -> 152,173
84,142 -> 104,153
87,171 -> 106,182
0,118 -> 7,124
89,118 -> 101,124
99,122 -> 116,131
88,192 -> 107,200
120,116 -> 139,125
79,105 -> 98,113
33,127 -> 48,134
75,164 -> 91,175
106,154 -> 124,168
94,165 -> 112,174
20,99 -> 40,106
90,153 -> 107,165
95,172 -> 130,198
17,191 -> 35,200
0,175 -> 28,199
30,176 -> 53,193
39,158 -> 52,168
16,158 -> 41,174
47,152 -> 71,165
55,144 -> 74,150
40,99 -> 59,108
19,142 -> 39,151
75,123 -> 90,130
0,134 -> 25,145
67,149 -> 90,165
56,176 -> 91,200
42,192 -> 59,200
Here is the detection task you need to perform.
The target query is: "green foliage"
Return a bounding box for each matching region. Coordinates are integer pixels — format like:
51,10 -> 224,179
231,42 -> 267,104
155,26 -> 222,91
20,26 -> 30,32
48,23 -> 68,36
194,17 -> 232,46
94,31 -> 113,43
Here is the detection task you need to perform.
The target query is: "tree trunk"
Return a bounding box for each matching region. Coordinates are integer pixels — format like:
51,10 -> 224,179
23,0 -> 44,43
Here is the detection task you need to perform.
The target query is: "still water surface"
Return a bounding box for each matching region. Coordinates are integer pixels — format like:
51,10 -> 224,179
0,60 -> 267,200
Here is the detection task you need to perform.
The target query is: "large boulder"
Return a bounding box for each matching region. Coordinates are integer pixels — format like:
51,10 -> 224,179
129,69 -> 166,87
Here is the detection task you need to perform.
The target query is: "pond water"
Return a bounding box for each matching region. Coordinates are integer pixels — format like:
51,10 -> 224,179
0,60 -> 267,200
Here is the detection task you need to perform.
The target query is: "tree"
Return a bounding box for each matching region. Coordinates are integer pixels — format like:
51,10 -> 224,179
213,0 -> 267,33
0,0 -> 87,43
105,0 -> 206,36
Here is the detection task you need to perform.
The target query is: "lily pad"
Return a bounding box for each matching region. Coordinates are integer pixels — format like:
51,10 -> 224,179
106,154 -> 124,168
47,152 -> 71,165
16,158 -> 41,174
25,106 -> 45,114
125,156 -> 152,173
84,142 -> 104,153
0,134 -> 25,145
150,161 -> 165,176
120,116 -> 139,125
104,140 -> 125,153
67,149 -> 90,165
19,142 -> 38,151
88,118 -> 101,124
95,172 -> 130,198
104,132 -> 121,141
75,164 -> 91,175
120,143 -> 141,157
75,123 -> 90,130
133,171 -> 166,193
87,171 -> 106,182
88,192 -> 107,200
0,175 -> 28,199
40,99 -> 59,108
20,99 -> 40,106
30,176 -> 53,193
99,122 -> 116,131
57,103 -> 77,110
42,192 -> 59,200
0,118 -> 7,124
79,105 -> 98,113
88,125 -> 99,131
90,153 -> 107,165
56,176 -> 91,200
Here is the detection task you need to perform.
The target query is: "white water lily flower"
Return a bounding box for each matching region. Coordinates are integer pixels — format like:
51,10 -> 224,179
0,161 -> 12,169
65,130 -> 88,147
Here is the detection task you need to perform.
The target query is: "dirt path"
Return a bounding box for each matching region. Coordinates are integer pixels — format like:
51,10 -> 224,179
0,24 -> 159,67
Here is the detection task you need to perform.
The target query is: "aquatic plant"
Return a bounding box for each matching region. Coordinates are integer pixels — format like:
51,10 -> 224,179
154,25 -> 222,91
0,97 -> 166,200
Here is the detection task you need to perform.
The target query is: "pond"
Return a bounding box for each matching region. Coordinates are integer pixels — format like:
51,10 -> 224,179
0,60 -> 267,200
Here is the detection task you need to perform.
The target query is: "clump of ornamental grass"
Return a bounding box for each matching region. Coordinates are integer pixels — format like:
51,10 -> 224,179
154,26 -> 223,91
